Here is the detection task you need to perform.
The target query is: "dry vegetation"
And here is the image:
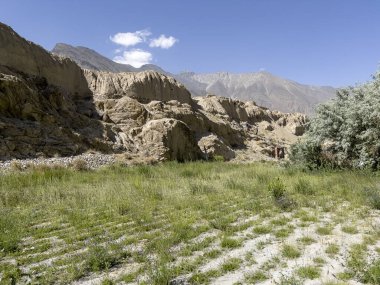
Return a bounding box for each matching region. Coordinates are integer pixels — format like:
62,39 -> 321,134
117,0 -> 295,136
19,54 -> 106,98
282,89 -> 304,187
0,161 -> 380,284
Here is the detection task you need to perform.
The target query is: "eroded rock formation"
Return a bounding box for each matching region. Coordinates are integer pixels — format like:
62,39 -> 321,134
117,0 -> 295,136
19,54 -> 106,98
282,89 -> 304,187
0,24 -> 90,97
84,70 -> 192,104
0,22 -> 308,162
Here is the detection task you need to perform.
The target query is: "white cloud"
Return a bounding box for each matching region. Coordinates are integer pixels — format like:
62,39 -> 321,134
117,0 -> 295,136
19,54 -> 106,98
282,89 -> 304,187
149,35 -> 178,49
110,31 -> 178,66
113,49 -> 152,67
110,30 -> 151,47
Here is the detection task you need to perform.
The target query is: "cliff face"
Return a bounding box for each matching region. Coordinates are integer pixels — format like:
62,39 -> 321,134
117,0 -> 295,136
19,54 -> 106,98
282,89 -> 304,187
0,23 -> 122,159
0,23 -> 90,98
0,22 -> 308,162
0,72 -> 119,159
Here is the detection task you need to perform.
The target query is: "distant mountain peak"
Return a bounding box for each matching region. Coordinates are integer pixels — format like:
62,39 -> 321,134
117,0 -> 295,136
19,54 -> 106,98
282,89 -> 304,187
52,43 -> 164,74
52,43 -> 336,114
176,71 -> 336,114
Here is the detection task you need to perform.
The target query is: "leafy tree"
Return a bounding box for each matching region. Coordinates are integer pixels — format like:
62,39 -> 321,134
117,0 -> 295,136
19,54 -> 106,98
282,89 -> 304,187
291,71 -> 380,169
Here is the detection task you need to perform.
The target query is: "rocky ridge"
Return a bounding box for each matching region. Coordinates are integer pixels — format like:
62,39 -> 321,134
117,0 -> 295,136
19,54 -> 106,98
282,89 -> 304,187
52,43 -> 335,114
52,43 -> 167,74
0,22 -> 308,163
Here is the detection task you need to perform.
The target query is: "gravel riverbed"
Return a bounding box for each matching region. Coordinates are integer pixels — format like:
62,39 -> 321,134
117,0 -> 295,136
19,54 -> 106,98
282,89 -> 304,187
0,153 -> 116,171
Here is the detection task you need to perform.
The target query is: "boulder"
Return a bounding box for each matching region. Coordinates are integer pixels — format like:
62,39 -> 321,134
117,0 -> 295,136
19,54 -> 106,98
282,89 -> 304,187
96,97 -> 148,133
245,102 -> 272,123
145,100 -> 207,132
194,95 -> 249,122
198,134 -> 235,161
132,118 -> 203,162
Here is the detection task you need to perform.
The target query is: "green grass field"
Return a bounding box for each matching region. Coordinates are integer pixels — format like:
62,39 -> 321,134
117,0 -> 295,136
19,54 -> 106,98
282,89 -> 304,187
1,162 -> 380,284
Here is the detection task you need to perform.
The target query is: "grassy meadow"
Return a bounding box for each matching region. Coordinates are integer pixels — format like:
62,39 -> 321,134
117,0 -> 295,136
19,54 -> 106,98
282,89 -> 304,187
1,161 -> 380,284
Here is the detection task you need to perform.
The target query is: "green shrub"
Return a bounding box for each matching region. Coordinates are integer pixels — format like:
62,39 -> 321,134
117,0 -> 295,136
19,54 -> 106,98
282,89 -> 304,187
291,71 -> 380,170
268,178 -> 296,210
268,178 -> 286,199
290,139 -> 325,170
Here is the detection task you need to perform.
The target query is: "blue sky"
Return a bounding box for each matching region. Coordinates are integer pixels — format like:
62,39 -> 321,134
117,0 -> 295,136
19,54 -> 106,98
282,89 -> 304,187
1,0 -> 380,87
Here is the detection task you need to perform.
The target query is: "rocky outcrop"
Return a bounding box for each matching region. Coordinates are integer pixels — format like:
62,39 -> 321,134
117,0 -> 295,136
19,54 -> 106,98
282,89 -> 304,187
52,43 -> 167,74
198,134 -> 235,160
0,23 -> 124,159
96,96 -> 148,133
194,95 -> 249,122
0,71 -> 122,160
132,118 -> 203,162
84,70 -> 192,104
0,22 -> 308,163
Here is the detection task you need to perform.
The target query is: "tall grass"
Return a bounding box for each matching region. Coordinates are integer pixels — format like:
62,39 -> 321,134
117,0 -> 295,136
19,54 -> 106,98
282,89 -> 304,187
0,161 -> 379,283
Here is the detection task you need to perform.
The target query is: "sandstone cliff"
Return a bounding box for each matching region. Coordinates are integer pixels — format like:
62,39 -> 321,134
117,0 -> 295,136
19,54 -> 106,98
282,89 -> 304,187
0,22 -> 308,162
0,23 -> 90,98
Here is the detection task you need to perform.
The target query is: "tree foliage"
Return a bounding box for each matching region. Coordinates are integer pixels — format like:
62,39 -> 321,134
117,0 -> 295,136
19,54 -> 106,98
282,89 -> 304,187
291,71 -> 380,169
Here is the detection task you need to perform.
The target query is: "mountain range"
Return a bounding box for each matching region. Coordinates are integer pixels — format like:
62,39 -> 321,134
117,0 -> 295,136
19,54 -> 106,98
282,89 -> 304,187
52,43 -> 336,114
